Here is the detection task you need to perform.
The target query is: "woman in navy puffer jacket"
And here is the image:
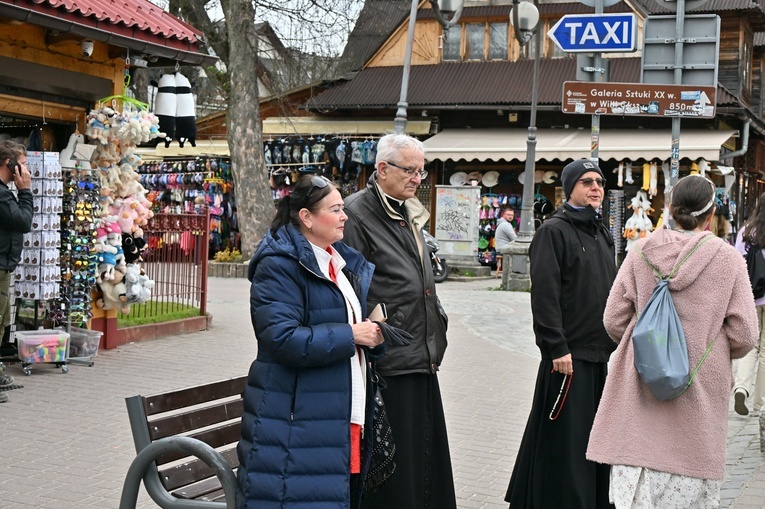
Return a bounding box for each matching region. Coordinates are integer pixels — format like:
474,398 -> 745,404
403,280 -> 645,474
236,175 -> 385,509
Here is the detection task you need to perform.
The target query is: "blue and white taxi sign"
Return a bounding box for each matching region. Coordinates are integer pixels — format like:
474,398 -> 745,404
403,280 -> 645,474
548,13 -> 637,53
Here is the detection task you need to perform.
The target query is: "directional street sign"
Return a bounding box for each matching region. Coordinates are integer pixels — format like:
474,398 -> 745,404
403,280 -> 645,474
548,13 -> 637,53
561,82 -> 717,118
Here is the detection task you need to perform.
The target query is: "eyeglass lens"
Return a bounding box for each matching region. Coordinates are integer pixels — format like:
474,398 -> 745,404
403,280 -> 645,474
579,178 -> 606,188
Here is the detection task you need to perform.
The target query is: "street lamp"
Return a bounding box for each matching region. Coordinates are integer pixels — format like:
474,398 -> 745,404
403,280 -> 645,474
502,0 -> 540,290
394,0 -> 464,134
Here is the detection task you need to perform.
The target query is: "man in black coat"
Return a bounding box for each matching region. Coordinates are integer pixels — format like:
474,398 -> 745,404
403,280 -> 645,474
0,140 -> 33,402
343,133 -> 456,509
505,159 -> 617,509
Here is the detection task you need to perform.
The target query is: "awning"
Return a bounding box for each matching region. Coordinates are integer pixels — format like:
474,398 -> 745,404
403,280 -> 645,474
423,129 -> 736,162
262,116 -> 432,135
140,140 -> 230,158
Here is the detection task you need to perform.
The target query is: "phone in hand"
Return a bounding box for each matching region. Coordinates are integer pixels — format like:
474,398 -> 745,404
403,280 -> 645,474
369,303 -> 387,323
7,158 -> 19,175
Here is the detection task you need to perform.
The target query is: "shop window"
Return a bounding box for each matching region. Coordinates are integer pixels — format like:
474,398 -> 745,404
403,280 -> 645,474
466,23 -> 485,60
489,23 -> 508,60
442,25 -> 461,61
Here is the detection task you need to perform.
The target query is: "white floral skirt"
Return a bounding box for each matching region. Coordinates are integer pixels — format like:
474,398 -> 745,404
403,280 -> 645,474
610,464 -> 721,509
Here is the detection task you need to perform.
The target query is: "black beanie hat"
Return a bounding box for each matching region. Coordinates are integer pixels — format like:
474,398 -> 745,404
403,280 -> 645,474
561,159 -> 605,198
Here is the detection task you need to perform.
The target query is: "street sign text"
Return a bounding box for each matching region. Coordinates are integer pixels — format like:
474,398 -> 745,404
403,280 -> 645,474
562,82 -> 717,117
548,14 -> 637,53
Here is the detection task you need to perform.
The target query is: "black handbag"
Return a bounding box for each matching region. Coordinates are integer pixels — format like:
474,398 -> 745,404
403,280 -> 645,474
363,379 -> 396,493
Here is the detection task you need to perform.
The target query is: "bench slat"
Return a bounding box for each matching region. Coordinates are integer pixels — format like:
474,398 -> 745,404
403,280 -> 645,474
161,446 -> 239,492
172,474 -> 231,500
155,422 -> 241,466
148,399 -> 244,441
142,377 -> 247,416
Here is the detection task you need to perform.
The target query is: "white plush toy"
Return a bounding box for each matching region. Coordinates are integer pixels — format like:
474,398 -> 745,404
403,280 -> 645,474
623,190 -> 654,251
614,162 -> 624,187
124,263 -> 154,304
624,160 -> 634,184
59,132 -> 84,169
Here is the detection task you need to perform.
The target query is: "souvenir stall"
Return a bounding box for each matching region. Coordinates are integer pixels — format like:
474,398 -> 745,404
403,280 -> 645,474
609,158 -> 737,259
442,168 -> 553,267
0,97 -> 163,373
137,156 -> 239,258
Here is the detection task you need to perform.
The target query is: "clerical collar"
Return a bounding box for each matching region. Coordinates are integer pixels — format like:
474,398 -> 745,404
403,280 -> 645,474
382,191 -> 404,207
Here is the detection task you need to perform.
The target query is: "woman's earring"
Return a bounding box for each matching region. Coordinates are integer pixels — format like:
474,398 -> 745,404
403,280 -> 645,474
308,227 -> 312,232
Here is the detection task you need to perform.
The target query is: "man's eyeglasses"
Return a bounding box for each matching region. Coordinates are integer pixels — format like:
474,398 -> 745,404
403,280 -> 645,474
385,161 -> 428,180
578,177 -> 606,188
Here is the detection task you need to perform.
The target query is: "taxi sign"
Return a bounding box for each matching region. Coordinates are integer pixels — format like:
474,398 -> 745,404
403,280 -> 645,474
548,14 -> 637,53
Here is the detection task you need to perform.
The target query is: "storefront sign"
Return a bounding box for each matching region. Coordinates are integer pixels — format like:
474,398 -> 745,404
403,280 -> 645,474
562,82 -> 716,118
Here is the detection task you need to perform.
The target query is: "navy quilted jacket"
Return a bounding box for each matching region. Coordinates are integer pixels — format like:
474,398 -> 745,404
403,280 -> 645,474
236,223 -> 378,509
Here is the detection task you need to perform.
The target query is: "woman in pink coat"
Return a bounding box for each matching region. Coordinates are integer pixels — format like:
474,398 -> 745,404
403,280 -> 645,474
587,175 -> 758,508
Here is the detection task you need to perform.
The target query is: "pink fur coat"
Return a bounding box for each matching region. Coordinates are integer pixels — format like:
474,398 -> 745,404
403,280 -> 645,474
587,229 -> 758,480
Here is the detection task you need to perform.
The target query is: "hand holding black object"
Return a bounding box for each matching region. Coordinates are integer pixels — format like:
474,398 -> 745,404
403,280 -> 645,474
373,321 -> 413,346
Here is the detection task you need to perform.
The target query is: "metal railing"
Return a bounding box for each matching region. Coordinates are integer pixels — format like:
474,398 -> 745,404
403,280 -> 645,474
118,211 -> 210,322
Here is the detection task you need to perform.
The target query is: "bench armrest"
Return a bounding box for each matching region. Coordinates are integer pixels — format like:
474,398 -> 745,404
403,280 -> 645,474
119,436 -> 237,509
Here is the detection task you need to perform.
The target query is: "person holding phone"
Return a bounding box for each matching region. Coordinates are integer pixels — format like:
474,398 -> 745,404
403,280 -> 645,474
237,175 -> 386,508
0,140 -> 32,402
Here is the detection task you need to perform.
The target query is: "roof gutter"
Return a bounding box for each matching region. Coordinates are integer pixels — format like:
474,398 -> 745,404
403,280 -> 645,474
0,3 -> 218,67
720,117 -> 750,162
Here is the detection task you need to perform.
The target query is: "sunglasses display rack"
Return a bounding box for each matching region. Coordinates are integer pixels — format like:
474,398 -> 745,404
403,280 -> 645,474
608,190 -> 625,255
48,166 -> 102,343
137,157 -> 239,258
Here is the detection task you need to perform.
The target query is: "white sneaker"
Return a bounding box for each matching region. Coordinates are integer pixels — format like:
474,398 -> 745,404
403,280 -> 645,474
0,392 -> 8,403
734,388 -> 749,416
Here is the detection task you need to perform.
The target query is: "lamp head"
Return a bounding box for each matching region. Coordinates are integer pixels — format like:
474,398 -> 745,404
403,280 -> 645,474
510,1 -> 540,46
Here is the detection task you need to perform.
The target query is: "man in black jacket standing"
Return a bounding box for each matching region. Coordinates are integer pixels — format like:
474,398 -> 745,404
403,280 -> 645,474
343,133 -> 456,509
0,140 -> 33,403
505,159 -> 617,509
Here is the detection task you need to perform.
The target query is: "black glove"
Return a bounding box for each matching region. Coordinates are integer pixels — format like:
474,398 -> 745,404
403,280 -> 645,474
373,321 -> 413,346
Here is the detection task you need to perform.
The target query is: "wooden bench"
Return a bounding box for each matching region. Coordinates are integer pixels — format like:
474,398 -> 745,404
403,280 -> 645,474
119,376 -> 247,509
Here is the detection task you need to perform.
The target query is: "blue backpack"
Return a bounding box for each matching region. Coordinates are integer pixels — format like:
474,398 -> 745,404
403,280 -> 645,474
632,235 -> 716,400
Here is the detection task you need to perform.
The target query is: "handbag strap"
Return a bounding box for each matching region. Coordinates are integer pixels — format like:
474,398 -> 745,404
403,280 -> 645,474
635,234 -> 714,281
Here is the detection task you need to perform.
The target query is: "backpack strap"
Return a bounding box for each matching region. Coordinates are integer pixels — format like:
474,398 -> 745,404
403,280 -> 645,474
634,234 -> 715,281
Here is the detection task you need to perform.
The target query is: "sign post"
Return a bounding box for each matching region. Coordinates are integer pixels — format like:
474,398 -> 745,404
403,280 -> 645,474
642,0 -> 720,193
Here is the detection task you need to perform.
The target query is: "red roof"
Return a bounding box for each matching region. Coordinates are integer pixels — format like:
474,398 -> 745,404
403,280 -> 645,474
25,0 -> 203,43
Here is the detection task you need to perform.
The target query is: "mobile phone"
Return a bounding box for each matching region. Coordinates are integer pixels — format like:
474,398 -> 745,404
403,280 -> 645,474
369,303 -> 387,322
7,158 -> 19,175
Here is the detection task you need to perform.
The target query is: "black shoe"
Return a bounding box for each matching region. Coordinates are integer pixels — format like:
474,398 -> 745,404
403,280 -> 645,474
0,342 -> 17,358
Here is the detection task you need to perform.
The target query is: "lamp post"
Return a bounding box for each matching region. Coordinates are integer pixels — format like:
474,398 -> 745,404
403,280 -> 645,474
501,0 -> 540,290
394,0 -> 464,135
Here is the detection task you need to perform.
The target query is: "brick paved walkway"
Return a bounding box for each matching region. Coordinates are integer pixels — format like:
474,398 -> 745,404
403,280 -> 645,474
0,277 -> 761,508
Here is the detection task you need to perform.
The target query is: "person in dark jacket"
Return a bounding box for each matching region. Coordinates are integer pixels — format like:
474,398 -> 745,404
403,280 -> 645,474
236,175 -> 384,509
0,140 -> 32,402
505,159 -> 617,509
343,133 -> 456,509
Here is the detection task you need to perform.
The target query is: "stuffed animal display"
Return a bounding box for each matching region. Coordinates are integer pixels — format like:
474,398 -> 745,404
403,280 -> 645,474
84,102 -> 161,314
153,72 -> 197,148
623,190 -> 654,251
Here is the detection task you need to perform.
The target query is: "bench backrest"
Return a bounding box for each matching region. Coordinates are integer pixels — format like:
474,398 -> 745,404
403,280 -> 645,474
126,376 -> 247,501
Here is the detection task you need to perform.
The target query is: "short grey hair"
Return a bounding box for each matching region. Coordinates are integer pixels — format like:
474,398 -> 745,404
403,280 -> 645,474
375,133 -> 424,166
